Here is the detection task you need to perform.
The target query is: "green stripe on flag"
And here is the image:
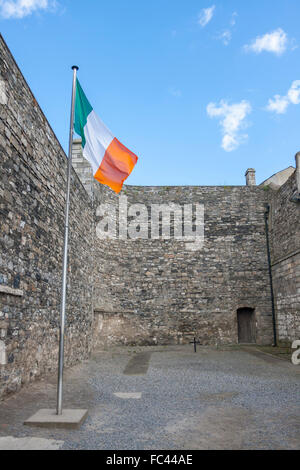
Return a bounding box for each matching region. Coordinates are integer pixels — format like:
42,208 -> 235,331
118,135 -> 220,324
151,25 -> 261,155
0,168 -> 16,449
74,79 -> 93,148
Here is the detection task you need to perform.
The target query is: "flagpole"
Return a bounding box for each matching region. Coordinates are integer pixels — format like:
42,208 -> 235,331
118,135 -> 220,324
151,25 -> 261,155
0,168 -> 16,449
56,65 -> 79,416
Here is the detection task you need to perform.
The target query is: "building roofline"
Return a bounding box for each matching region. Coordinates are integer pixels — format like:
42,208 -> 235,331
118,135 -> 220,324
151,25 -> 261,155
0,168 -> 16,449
259,166 -> 295,186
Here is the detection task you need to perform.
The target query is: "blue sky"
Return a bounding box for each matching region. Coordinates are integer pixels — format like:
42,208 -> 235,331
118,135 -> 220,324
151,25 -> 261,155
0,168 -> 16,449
1,0 -> 300,186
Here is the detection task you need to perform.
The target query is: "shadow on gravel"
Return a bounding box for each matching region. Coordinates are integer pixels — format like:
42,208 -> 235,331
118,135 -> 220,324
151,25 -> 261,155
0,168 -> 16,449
123,352 -> 152,375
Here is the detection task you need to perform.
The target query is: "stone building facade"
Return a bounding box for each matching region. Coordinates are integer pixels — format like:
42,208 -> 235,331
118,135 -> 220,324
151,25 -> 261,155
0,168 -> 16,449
268,163 -> 300,343
0,35 -> 299,399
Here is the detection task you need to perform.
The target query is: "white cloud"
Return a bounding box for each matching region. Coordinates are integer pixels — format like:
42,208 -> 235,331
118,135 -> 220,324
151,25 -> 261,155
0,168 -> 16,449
207,100 -> 252,152
198,5 -> 215,27
168,87 -> 182,98
216,11 -> 237,46
244,28 -> 288,55
291,38 -> 298,51
218,30 -> 231,46
266,95 -> 289,114
0,0 -> 56,18
230,12 -> 238,27
287,80 -> 300,104
266,80 -> 300,114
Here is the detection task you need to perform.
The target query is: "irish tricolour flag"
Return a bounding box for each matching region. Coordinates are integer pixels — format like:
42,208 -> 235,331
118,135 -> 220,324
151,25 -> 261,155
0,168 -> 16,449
74,80 -> 138,193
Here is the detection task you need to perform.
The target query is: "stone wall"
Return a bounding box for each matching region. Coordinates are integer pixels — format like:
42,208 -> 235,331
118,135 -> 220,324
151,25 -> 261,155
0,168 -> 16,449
91,181 -> 274,347
0,35 -> 94,399
72,139 -> 93,198
269,170 -> 300,343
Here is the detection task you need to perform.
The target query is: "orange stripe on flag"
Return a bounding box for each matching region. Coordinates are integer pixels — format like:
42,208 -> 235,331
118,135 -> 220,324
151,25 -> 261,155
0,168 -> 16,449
94,138 -> 138,193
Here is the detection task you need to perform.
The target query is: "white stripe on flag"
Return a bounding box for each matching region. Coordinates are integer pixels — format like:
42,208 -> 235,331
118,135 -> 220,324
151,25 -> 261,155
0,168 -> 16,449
82,110 -> 114,175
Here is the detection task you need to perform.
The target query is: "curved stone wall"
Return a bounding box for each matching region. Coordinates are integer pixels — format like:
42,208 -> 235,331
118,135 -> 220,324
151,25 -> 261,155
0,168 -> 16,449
92,182 -> 273,346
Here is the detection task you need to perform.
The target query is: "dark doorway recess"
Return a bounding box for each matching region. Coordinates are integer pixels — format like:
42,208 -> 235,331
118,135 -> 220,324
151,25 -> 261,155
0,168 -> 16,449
237,308 -> 256,344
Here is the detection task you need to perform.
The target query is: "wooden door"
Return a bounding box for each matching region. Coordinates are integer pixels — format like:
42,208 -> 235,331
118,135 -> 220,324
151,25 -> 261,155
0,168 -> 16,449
237,308 -> 256,343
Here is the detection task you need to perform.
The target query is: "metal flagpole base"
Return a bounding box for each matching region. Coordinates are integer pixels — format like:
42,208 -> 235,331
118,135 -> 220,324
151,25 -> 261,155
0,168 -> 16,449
24,409 -> 88,430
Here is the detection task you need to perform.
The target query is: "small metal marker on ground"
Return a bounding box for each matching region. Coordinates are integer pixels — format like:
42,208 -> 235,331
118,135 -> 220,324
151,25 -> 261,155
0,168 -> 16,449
190,337 -> 201,353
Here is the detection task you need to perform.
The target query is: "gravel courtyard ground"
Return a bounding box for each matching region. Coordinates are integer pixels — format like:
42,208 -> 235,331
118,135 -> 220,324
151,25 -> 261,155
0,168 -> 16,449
0,345 -> 299,450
